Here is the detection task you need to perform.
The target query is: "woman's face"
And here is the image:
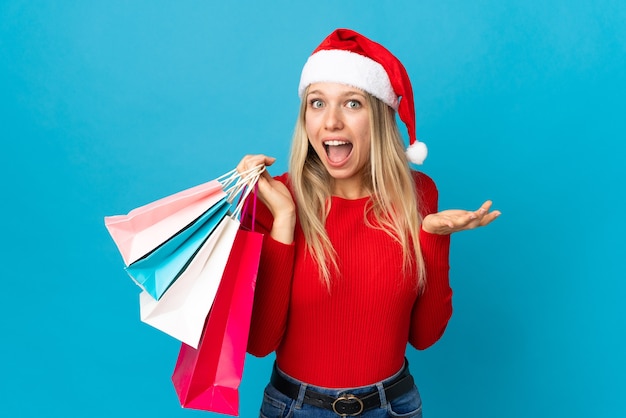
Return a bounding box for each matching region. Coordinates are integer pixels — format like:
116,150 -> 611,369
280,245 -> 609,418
305,82 -> 371,194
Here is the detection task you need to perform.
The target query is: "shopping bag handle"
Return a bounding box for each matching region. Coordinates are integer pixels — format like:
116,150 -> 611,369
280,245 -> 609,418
218,165 -> 264,193
229,165 -> 264,221
222,166 -> 263,200
239,182 -> 258,232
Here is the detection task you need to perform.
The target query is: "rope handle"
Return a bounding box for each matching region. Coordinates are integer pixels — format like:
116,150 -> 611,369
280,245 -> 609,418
228,164 -> 264,221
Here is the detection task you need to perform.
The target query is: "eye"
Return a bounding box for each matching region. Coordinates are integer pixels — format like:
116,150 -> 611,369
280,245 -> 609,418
309,99 -> 324,109
346,99 -> 362,109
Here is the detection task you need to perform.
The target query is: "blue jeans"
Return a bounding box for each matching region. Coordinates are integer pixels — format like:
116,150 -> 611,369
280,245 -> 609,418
259,363 -> 422,417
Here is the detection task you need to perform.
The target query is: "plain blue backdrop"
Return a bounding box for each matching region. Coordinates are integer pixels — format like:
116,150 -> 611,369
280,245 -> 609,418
1,1 -> 624,417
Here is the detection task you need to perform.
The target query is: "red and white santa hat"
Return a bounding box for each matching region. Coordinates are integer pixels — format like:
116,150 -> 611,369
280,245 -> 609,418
298,28 -> 427,164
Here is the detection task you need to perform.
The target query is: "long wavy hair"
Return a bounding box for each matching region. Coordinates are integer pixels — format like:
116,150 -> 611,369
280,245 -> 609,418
288,87 -> 426,291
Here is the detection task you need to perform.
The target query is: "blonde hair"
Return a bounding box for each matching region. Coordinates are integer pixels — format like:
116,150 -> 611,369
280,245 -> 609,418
288,88 -> 426,290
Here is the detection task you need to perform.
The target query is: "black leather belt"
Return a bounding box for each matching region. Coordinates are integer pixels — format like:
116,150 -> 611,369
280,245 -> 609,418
270,361 -> 415,416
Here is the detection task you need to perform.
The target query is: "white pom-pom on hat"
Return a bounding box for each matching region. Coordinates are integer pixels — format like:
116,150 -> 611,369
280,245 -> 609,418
406,141 -> 428,165
299,28 -> 428,164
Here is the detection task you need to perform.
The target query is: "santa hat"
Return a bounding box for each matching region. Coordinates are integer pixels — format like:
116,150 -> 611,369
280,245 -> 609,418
298,28 -> 427,164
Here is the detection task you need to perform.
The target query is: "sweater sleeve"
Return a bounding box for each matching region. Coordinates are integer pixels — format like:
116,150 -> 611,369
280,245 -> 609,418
243,174 -> 295,357
409,172 -> 453,350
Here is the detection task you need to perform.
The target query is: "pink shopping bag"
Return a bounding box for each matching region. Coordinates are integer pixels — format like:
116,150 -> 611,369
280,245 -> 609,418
104,180 -> 226,266
171,226 -> 263,416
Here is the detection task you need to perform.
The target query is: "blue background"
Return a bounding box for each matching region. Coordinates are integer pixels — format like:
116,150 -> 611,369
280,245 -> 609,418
1,1 -> 625,417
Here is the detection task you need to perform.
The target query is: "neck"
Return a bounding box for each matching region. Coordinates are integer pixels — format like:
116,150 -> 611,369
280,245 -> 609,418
331,178 -> 370,200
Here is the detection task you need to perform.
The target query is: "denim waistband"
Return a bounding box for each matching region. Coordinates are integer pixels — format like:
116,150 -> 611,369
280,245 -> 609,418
271,358 -> 410,408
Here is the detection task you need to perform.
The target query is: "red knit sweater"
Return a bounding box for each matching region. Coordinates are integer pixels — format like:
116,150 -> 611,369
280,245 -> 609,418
245,171 -> 452,388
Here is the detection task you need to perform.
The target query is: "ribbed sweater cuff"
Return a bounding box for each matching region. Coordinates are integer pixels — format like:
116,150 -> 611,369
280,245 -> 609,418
419,228 -> 451,268
259,235 -> 295,285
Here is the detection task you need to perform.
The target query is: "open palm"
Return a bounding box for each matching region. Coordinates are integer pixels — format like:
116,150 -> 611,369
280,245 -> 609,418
422,200 -> 500,235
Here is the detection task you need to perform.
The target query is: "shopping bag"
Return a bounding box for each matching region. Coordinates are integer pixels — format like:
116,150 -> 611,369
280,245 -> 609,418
125,198 -> 230,301
171,224 -> 263,415
130,165 -> 263,346
104,178 -> 227,266
139,215 -> 240,348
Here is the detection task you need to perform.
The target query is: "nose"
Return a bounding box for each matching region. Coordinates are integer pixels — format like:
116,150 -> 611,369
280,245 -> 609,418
323,106 -> 343,130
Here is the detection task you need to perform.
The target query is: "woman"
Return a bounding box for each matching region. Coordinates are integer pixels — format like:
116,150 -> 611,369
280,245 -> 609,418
238,29 -> 499,417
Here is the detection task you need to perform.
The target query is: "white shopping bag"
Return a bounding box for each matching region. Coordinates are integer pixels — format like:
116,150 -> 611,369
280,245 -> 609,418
138,211 -> 241,348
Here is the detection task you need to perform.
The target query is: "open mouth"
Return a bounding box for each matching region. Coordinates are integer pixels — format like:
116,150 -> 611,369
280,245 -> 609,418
323,140 -> 353,164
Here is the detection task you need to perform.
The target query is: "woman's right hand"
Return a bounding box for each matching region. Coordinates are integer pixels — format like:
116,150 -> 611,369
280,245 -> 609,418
237,154 -> 296,244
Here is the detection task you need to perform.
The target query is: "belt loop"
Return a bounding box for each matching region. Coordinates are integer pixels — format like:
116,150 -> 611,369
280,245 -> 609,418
376,382 -> 388,408
294,382 -> 308,409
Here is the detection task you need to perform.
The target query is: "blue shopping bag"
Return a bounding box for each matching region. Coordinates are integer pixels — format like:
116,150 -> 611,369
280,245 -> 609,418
125,198 -> 230,300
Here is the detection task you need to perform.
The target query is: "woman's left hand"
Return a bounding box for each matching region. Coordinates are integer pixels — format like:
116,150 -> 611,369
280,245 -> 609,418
422,200 -> 500,235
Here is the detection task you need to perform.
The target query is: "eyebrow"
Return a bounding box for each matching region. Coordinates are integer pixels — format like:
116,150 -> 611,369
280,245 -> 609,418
306,89 -> 367,99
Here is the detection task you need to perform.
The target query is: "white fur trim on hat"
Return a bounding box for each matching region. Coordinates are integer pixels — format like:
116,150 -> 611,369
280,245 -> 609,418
298,49 -> 399,109
406,141 -> 428,165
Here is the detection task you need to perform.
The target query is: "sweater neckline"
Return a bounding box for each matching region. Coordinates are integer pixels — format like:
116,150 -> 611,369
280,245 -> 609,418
330,194 -> 371,207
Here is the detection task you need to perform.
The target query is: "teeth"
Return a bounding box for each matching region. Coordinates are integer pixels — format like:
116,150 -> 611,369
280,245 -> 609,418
324,140 -> 349,146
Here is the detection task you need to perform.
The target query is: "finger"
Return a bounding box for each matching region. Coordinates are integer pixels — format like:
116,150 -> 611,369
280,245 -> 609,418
250,155 -> 276,169
473,200 -> 492,216
463,210 -> 481,226
254,175 -> 281,208
236,154 -> 252,173
257,168 -> 275,188
237,154 -> 265,173
479,210 -> 501,227
466,201 -> 495,226
255,175 -> 271,199
255,168 -> 281,196
237,154 -> 276,173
